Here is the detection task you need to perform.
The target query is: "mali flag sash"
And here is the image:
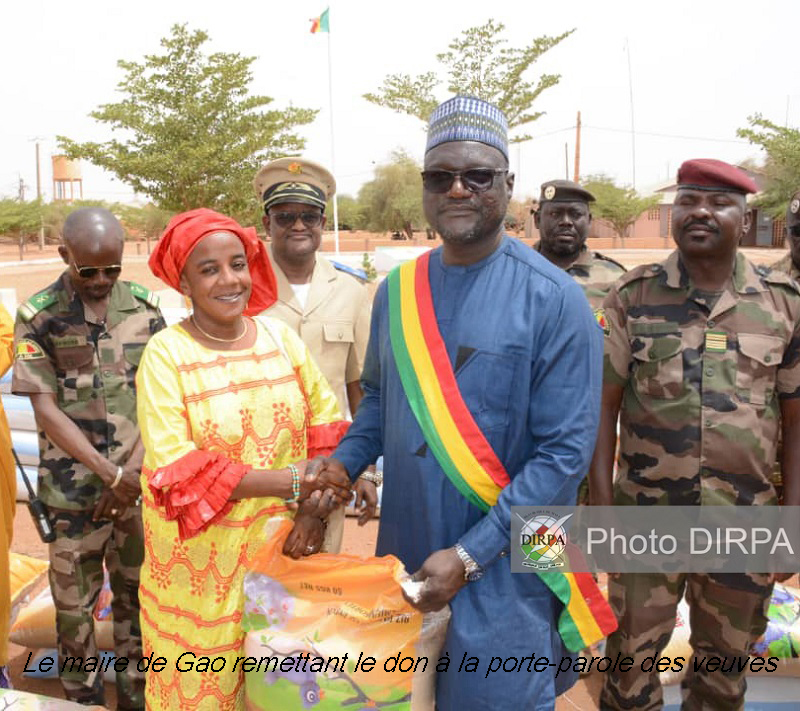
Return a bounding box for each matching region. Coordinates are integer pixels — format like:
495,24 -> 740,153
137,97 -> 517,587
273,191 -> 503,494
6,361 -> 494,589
386,251 -> 617,651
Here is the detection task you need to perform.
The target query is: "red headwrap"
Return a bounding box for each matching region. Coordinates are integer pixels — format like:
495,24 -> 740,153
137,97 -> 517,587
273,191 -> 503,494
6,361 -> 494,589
149,208 -> 277,315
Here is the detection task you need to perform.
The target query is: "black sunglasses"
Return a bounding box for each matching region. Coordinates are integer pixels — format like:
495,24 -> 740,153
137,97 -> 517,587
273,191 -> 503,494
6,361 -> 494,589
789,224 -> 800,238
421,169 -> 507,194
74,265 -> 122,279
270,210 -> 324,228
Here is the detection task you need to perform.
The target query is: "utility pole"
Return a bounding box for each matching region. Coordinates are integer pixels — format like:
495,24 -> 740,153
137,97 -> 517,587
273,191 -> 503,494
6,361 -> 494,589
18,177 -> 25,201
564,143 -> 569,180
573,111 -> 582,183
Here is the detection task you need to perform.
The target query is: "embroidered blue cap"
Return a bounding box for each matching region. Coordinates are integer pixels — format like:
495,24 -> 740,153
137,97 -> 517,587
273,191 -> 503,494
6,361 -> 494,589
425,96 -> 509,159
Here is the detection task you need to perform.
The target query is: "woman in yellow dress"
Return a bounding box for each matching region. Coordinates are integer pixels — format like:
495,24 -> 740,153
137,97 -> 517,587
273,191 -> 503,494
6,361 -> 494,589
0,304 -> 15,690
137,209 -> 352,710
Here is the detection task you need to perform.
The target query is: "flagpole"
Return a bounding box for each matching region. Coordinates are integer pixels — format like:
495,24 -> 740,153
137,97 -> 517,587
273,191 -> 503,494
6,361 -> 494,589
326,9 -> 339,254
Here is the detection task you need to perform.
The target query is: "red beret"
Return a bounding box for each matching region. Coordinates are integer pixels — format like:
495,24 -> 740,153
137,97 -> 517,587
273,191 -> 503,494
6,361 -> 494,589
676,159 -> 758,194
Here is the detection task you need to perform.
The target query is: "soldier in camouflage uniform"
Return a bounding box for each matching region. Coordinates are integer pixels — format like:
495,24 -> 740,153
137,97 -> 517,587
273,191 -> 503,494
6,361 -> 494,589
533,179 -> 627,309
764,190 -> 800,499
770,189 -> 800,282
589,160 -> 800,711
534,179 -> 626,505
12,208 -> 164,710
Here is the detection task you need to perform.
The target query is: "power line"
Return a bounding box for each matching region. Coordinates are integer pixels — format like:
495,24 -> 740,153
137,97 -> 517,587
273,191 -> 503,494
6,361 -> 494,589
583,124 -> 750,145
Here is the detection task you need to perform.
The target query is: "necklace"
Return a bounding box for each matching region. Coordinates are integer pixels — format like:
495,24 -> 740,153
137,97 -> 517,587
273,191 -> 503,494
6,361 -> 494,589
190,314 -> 248,343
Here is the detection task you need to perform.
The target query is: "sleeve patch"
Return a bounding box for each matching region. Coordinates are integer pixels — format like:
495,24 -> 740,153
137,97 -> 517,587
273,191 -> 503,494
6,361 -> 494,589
594,308 -> 610,335
15,338 -> 45,360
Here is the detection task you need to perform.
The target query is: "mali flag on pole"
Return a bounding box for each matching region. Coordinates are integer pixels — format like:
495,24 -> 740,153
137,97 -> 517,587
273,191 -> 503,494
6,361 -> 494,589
310,8 -> 330,33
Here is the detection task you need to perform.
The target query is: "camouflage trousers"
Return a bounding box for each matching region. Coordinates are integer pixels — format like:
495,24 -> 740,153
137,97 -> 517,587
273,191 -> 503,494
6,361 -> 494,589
600,572 -> 772,711
48,504 -> 145,710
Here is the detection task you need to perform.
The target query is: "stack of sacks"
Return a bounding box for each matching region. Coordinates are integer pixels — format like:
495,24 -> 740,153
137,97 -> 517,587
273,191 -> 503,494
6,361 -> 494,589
10,570 -> 117,683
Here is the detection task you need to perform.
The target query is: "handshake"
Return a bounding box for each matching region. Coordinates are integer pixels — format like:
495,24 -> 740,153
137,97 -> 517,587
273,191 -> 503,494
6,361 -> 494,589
296,455 -> 353,514
283,456 -> 379,559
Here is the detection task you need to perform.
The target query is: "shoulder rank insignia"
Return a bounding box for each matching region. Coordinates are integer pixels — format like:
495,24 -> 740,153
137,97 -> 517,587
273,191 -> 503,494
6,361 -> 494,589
129,282 -> 160,308
15,338 -> 45,360
594,308 -> 610,335
17,291 -> 57,322
330,260 -> 368,282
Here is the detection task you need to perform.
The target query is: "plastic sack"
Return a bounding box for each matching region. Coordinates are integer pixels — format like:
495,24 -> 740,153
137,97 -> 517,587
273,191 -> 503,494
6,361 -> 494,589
661,584 -> 800,686
9,552 -> 48,625
243,520 -> 423,710
10,578 -> 114,650
751,583 -> 800,659
0,687 -> 105,710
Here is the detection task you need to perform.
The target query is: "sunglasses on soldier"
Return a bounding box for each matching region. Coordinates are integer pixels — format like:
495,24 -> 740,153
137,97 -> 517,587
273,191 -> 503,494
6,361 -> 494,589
270,210 -> 324,229
420,169 -> 507,194
65,246 -> 122,279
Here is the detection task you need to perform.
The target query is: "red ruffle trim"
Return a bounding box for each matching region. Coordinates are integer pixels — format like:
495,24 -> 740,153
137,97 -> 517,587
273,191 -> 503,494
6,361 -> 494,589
147,450 -> 249,541
307,421 -> 350,458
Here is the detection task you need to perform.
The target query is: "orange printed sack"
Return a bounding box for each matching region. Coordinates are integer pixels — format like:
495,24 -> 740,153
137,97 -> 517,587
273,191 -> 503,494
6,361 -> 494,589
243,520 -> 423,711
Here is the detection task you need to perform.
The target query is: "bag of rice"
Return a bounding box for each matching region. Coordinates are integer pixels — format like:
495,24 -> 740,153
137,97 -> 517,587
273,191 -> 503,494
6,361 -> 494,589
243,520 -> 425,710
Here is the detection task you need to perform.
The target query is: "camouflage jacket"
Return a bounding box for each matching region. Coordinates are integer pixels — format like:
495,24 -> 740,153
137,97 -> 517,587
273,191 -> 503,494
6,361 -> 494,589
602,250 -> 800,507
771,252 -> 800,282
12,273 -> 165,510
533,242 -> 626,309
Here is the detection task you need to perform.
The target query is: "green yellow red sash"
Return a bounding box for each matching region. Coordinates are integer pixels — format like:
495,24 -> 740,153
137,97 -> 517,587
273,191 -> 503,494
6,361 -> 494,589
386,251 -> 617,651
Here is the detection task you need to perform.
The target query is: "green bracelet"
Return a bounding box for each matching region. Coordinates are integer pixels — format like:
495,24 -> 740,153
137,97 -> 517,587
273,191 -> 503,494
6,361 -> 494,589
287,463 -> 300,503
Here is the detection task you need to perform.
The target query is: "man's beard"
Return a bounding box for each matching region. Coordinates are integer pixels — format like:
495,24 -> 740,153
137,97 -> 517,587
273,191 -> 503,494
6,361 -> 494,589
436,214 -> 503,245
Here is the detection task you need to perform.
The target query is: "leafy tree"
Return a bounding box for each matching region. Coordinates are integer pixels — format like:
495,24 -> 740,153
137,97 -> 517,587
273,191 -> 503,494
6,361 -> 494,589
358,151 -> 424,239
115,203 -> 174,240
326,195 -> 364,231
737,114 -> 800,216
0,199 -> 42,240
57,24 -> 317,223
582,175 -> 659,245
364,19 -> 574,141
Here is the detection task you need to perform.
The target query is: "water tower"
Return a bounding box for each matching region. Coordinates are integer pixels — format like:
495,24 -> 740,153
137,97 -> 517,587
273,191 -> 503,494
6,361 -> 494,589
52,155 -> 83,201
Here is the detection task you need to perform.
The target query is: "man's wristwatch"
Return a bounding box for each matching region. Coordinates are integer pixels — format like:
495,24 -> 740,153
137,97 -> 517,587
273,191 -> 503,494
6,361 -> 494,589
454,543 -> 483,582
359,469 -> 383,487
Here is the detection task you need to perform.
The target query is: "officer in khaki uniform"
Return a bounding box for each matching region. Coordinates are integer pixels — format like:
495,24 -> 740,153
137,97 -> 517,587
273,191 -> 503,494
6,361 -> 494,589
590,161 -> 800,711
533,179 -> 626,310
254,158 -> 376,552
12,208 -> 164,710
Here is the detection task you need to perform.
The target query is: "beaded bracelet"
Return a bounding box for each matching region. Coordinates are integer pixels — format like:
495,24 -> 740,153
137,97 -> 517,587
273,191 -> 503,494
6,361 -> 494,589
287,463 -> 300,503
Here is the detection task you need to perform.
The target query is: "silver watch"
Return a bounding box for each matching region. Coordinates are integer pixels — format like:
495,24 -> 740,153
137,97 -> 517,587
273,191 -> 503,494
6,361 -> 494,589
359,469 -> 383,487
454,543 -> 483,582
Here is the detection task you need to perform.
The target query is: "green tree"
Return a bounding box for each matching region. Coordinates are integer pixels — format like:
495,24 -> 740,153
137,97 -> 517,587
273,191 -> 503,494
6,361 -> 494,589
358,151 -> 424,239
0,199 -> 42,240
364,19 -> 574,141
582,175 -> 659,245
737,114 -> 800,216
58,24 -> 317,223
326,195 -> 364,231
115,203 -> 174,240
